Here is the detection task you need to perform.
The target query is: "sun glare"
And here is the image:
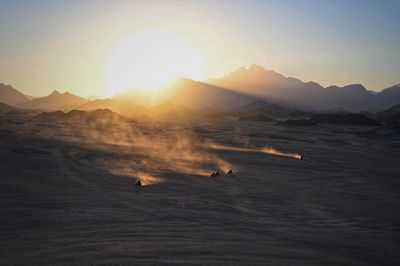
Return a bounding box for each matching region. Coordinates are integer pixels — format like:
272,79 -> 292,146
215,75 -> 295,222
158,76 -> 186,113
107,29 -> 205,96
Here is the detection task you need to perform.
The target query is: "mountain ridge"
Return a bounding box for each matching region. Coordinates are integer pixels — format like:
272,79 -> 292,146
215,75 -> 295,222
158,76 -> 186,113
209,65 -> 399,111
2,65 -> 399,113
18,90 -> 89,111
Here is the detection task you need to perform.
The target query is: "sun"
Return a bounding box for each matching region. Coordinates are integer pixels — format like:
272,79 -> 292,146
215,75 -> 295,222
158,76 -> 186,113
107,29 -> 206,96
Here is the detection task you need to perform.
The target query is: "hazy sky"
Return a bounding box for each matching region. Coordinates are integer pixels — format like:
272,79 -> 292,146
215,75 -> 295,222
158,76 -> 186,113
1,0 -> 399,97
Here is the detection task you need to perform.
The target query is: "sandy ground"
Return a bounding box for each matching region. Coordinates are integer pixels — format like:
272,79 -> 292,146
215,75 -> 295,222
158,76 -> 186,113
1,114 -> 400,265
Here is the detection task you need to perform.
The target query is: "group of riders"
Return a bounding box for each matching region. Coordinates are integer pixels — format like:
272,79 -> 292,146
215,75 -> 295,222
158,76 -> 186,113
134,169 -> 235,190
210,169 -> 234,177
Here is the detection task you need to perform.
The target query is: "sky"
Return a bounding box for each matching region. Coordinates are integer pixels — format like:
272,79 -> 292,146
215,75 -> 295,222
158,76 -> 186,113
1,0 -> 399,97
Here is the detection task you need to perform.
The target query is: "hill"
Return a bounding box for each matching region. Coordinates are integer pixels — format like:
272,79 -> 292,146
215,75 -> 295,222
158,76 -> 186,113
20,90 -> 88,111
79,98 -> 120,112
0,101 -> 15,113
0,83 -> 29,106
376,104 -> 400,129
377,104 -> 400,122
230,100 -> 312,119
310,113 -> 381,126
36,108 -> 124,123
275,113 -> 381,127
375,85 -> 400,109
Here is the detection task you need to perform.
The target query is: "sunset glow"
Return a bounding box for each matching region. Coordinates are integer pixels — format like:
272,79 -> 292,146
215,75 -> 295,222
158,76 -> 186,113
1,1 -> 400,265
106,29 -> 205,96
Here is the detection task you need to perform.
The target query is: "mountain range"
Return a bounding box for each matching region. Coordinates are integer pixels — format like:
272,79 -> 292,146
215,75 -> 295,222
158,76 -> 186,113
209,65 -> 400,111
19,90 -> 89,111
1,65 -> 399,115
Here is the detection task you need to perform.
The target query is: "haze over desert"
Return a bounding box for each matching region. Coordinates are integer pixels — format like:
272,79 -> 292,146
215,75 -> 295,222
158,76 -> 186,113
1,1 -> 400,265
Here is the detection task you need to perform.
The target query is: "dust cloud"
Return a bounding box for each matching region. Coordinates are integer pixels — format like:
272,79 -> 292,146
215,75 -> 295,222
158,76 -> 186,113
31,111 -> 301,185
34,113 -> 233,184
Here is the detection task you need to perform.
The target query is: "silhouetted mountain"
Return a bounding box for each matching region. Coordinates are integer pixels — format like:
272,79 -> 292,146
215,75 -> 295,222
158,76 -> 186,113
0,101 -> 15,113
321,84 -> 376,111
79,98 -> 147,117
21,90 -> 88,111
36,108 -> 124,122
209,65 -> 399,111
231,100 -> 288,113
375,85 -> 400,108
111,77 -> 255,112
376,104 -> 400,129
79,79 -> 277,118
210,65 -> 322,109
274,112 -> 380,127
172,77 -> 257,110
2,66 -> 399,114
377,104 -> 400,122
0,83 -> 29,106
212,65 -> 303,95
79,98 -> 119,111
35,110 -> 66,120
72,108 -> 124,122
238,114 -> 276,122
230,100 -> 312,119
147,100 -> 196,119
310,113 -> 381,126
79,97 -> 188,119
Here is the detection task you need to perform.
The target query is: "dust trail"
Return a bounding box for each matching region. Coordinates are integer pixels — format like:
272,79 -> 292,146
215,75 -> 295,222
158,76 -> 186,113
34,112 -> 233,183
205,143 -> 302,160
135,172 -> 163,186
96,136 -> 233,183
204,143 -> 256,153
260,147 -> 302,160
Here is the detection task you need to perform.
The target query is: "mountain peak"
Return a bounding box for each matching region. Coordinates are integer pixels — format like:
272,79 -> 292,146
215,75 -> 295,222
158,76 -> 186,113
48,90 -> 80,98
0,83 -> 13,89
341,84 -> 367,92
248,64 -> 266,72
20,89 -> 88,111
345,83 -> 365,88
224,64 -> 282,79
50,90 -> 61,96
326,84 -> 367,91
233,64 -> 268,75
